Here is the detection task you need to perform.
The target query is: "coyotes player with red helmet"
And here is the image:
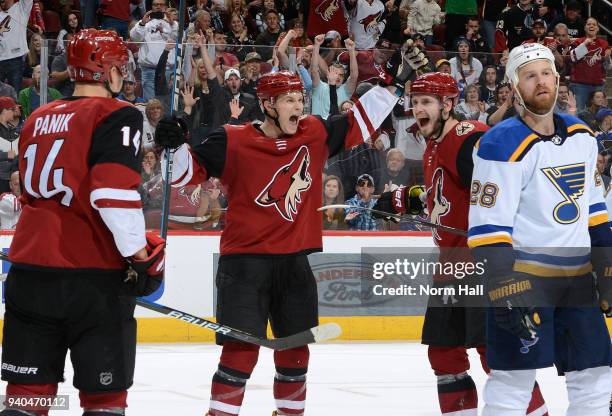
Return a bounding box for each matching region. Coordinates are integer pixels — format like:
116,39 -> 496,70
155,43 -> 428,415
372,72 -> 549,416
1,29 -> 165,416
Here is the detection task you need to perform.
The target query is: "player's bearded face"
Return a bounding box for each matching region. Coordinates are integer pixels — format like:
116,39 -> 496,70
411,94 -> 445,138
516,60 -> 557,115
272,91 -> 304,135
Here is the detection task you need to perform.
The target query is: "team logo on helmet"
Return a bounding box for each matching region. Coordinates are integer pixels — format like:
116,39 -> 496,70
427,168 -> 450,241
255,146 -> 312,221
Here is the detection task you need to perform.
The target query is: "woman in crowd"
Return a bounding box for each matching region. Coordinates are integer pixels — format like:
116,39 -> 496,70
479,65 -> 498,105
183,33 -> 221,144
454,83 -> 489,122
322,175 -> 346,230
225,12 -> 255,61
23,33 -> 43,78
142,98 -> 163,151
449,39 -> 483,97
56,12 -> 82,54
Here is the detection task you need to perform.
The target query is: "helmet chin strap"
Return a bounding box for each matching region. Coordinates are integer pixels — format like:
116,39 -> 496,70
427,101 -> 451,141
263,99 -> 291,136
105,69 -> 124,98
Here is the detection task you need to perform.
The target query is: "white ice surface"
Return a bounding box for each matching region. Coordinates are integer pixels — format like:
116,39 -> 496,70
1,342 -> 576,415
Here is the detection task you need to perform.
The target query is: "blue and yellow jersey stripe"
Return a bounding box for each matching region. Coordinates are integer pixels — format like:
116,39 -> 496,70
588,202 -> 609,227
467,224 -> 513,248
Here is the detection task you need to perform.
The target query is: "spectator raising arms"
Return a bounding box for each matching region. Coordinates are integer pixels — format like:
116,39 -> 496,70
311,34 -> 358,119
129,0 -> 178,101
0,0 -> 33,93
569,17 -> 610,111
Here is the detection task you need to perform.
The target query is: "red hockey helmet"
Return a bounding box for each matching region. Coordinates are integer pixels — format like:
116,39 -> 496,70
257,71 -> 304,101
410,72 -> 460,103
67,29 -> 129,83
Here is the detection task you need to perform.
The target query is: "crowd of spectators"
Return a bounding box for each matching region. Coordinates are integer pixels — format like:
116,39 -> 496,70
0,0 -> 610,232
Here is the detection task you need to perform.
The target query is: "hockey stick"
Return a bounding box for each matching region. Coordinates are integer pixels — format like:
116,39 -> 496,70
159,0 -> 187,240
0,253 -> 342,349
136,299 -> 342,350
318,204 -> 467,236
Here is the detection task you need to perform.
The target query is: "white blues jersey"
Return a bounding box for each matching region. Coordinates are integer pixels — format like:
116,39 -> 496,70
467,113 -> 608,277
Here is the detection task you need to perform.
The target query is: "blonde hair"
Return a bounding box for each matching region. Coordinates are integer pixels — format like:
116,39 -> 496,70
26,33 -> 43,68
145,99 -> 163,120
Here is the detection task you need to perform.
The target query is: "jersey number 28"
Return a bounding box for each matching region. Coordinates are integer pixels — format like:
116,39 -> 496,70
23,139 -> 74,207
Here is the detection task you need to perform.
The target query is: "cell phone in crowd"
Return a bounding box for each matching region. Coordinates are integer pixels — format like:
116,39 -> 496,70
150,11 -> 164,19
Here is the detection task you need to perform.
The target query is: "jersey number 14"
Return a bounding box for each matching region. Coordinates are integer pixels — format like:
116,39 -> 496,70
23,139 -> 74,207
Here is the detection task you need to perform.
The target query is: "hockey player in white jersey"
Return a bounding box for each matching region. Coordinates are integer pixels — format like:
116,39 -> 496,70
468,42 -> 612,416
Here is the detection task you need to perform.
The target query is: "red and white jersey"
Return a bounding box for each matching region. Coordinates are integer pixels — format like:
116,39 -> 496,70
570,37 -> 610,86
347,0 -> 386,50
522,36 -> 557,49
306,0 -> 349,37
0,192 -> 21,230
168,86 -> 398,255
337,49 -> 386,83
10,97 -> 145,271
423,120 -> 488,249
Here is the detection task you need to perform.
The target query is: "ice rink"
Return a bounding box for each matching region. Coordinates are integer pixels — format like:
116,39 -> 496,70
1,342 -> 578,415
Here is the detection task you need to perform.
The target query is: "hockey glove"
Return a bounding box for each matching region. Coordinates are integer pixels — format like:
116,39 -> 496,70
155,116 -> 189,150
487,273 -> 541,340
381,39 -> 429,92
372,185 -> 425,222
125,232 -> 166,297
597,276 -> 612,317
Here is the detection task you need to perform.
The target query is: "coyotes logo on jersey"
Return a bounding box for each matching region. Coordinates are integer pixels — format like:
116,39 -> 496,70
359,10 -> 382,33
427,168 -> 450,241
316,0 -> 340,22
0,15 -> 11,35
255,145 -> 312,221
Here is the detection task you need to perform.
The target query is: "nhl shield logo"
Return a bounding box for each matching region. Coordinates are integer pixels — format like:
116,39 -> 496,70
100,372 -> 113,386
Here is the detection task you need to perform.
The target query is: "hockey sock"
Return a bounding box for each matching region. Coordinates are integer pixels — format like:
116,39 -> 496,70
526,381 -> 548,416
273,346 -> 309,416
5,384 -> 58,416
209,341 -> 260,416
436,372 -> 478,415
80,391 -> 127,416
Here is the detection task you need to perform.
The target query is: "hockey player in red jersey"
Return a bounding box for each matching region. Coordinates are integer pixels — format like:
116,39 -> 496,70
154,40 -> 429,415
372,72 -> 548,416
0,29 -> 165,416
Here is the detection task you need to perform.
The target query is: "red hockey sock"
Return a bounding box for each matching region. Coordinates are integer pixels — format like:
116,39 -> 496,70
526,381 -> 548,416
437,373 -> 478,415
273,346 -> 309,416
209,342 -> 259,416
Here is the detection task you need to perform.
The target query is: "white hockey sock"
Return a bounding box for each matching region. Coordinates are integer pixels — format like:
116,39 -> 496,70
482,369 -> 537,416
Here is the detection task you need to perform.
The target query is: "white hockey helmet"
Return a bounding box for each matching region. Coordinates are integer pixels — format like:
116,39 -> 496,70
505,43 -> 558,87
505,43 -> 559,118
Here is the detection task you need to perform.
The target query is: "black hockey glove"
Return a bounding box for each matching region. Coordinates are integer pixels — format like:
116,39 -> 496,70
380,39 -> 429,92
486,273 -> 541,340
125,232 -> 166,297
372,185 -> 425,222
155,115 -> 189,150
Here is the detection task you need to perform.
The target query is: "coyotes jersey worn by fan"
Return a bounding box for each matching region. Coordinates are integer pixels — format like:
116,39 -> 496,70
10,97 -> 146,270
169,86 -> 398,255
423,120 -> 488,249
346,0 -> 386,50
569,37 -> 610,86
306,0 -> 349,37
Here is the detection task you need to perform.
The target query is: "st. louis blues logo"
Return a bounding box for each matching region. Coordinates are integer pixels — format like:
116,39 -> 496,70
541,163 -> 585,224
519,337 -> 539,354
